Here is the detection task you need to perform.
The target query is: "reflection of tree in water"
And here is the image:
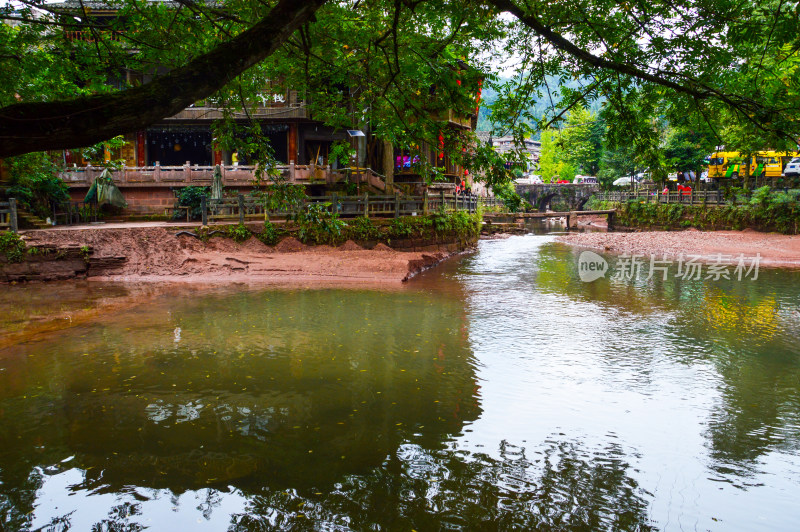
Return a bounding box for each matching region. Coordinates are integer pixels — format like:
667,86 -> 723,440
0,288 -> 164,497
230,439 -> 654,531
689,288 -> 800,478
538,244 -> 800,481
0,288 -> 481,530
0,469 -> 43,532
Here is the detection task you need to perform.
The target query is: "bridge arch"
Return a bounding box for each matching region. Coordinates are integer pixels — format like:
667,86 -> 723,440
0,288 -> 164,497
516,183 -> 598,212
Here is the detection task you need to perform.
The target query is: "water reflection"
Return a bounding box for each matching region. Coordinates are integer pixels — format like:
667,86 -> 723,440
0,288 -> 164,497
0,288 -> 480,529
450,236 -> 800,529
230,438 -> 653,531
2,233 -> 800,530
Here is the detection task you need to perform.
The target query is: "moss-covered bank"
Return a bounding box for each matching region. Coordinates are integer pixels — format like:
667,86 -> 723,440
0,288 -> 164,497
227,211 -> 483,249
592,189 -> 800,234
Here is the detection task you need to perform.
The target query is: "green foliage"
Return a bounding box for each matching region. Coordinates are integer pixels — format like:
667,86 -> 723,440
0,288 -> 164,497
250,173 -> 307,219
225,223 -> 252,243
256,221 -> 286,246
613,190 -> 800,234
491,181 -> 523,212
559,103 -> 600,175
80,136 -> 128,169
295,203 -> 347,245
328,141 -> 354,168
388,218 -> 416,239
386,211 -> 481,241
175,186 -> 210,221
663,127 -> 715,174
5,152 -> 68,219
346,216 -> 381,241
80,245 -> 91,263
536,127 -> 580,183
0,231 -> 27,263
749,185 -> 772,206
431,210 -> 482,238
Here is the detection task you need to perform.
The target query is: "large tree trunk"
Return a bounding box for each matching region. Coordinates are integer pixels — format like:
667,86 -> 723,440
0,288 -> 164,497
0,0 -> 327,158
382,139 -> 394,189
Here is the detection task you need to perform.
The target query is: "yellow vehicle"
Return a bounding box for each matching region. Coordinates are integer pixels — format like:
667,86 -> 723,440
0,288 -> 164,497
706,150 -> 800,179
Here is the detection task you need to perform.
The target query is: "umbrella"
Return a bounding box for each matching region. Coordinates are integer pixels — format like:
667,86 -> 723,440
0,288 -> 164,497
212,165 -> 223,200
84,168 -> 128,208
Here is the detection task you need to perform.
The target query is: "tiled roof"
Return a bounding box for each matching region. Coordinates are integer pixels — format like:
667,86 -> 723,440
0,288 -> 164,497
475,131 -> 492,145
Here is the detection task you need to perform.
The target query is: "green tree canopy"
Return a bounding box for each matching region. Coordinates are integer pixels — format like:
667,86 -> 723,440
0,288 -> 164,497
1,0 -> 798,184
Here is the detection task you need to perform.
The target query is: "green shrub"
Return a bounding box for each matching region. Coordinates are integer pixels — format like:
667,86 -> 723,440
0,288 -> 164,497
492,180 -> 522,212
388,218 -> 415,239
225,223 -> 251,243
0,231 -> 27,263
175,186 -> 210,221
5,153 -> 69,219
611,189 -> 800,234
295,202 -> 347,245
257,221 -> 285,246
346,216 -> 381,241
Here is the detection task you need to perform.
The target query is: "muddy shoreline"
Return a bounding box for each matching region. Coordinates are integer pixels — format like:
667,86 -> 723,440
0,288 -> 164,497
557,228 -> 800,268
6,224 -> 474,284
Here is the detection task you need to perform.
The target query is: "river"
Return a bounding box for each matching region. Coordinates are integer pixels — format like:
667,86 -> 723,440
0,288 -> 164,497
1,231 -> 799,530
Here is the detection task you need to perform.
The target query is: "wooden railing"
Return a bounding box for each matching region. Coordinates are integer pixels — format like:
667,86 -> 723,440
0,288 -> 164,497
58,164 -> 385,189
0,198 -> 18,233
596,190 -> 763,205
200,191 -> 479,225
51,201 -> 99,226
479,197 -> 506,208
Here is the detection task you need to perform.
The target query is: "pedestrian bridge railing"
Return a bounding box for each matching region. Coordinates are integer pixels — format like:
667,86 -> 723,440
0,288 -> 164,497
598,190 -> 760,205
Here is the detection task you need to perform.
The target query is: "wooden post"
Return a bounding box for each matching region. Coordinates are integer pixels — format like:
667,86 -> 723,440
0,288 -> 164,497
423,189 -> 429,215
201,195 -> 207,226
9,198 -> 18,233
394,192 -> 400,218
569,211 -> 579,229
441,189 -> 445,211
364,193 -> 369,218
238,194 -> 245,224
288,124 -> 298,164
607,211 -> 614,230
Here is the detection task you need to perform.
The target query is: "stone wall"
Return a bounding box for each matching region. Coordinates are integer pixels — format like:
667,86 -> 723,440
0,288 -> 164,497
68,186 -> 255,215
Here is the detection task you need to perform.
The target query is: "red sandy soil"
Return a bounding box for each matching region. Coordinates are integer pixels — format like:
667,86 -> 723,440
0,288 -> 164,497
20,226 -> 455,283
557,228 -> 800,268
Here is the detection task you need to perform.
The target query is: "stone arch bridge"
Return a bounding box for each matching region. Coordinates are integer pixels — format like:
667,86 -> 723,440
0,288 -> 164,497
515,183 -> 599,212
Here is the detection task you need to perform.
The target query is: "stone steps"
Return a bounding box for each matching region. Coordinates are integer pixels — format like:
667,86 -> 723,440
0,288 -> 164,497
16,209 -> 50,229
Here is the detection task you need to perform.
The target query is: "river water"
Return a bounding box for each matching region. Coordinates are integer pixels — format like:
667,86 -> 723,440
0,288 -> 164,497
1,231 -> 800,530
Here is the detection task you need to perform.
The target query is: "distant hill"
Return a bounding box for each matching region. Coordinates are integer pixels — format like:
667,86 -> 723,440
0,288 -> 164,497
477,75 -> 603,138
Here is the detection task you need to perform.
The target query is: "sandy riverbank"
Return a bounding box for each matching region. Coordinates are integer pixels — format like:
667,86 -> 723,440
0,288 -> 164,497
557,229 -> 800,268
18,225 -> 466,283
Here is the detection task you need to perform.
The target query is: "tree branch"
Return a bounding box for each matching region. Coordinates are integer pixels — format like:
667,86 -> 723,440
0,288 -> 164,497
0,0 -> 327,157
